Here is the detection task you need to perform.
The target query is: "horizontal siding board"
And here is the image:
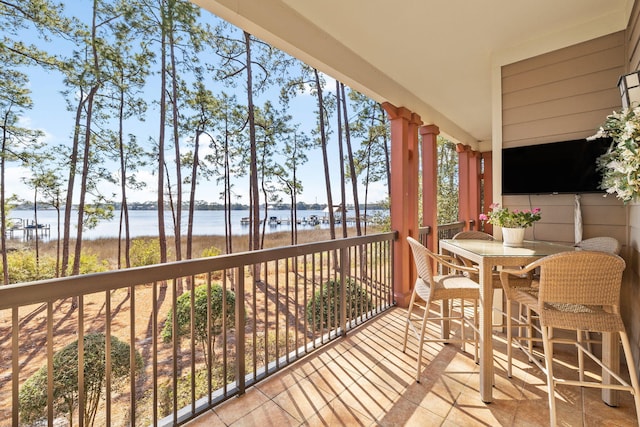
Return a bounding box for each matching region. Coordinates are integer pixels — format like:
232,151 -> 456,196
502,68 -> 623,110
502,47 -> 625,93
503,90 -> 620,125
582,205 -> 627,225
503,32 -> 625,77
503,108 -> 616,145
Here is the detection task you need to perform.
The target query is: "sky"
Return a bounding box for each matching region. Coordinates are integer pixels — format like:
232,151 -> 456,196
6,1 -> 388,208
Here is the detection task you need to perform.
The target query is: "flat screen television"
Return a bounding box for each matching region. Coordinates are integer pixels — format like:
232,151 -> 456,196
501,137 -> 612,195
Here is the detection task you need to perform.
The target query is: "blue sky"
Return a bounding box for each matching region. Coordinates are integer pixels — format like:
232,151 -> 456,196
7,1 -> 388,207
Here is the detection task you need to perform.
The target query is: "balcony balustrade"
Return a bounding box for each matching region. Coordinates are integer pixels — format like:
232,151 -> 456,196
0,231 -> 402,426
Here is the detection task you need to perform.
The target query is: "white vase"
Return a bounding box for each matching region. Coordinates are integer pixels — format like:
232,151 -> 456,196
502,227 -> 525,247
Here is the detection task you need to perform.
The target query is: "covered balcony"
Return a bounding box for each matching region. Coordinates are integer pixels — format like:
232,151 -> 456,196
3,0 -> 640,425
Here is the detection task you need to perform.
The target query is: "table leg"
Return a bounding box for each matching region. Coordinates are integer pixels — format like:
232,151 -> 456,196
479,261 -> 494,403
601,331 -> 620,406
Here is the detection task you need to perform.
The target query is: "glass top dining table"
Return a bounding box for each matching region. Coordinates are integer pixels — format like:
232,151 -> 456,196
439,238 -> 614,404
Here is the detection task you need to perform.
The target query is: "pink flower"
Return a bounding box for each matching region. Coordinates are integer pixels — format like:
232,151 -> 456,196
533,207 -> 541,214
479,213 -> 488,221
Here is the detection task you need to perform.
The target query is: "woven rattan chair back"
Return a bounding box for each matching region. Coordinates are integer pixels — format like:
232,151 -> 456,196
537,251 -> 624,309
407,236 -> 435,285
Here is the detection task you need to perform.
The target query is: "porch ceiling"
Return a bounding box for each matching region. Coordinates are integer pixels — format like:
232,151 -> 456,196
192,0 -> 632,146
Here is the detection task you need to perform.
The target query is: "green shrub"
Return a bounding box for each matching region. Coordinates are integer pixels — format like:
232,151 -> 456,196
306,279 -> 373,330
0,250 -> 57,283
130,238 -> 161,267
0,250 -> 108,284
201,245 -> 221,258
72,252 -> 109,275
19,333 -> 143,426
162,284 -> 236,362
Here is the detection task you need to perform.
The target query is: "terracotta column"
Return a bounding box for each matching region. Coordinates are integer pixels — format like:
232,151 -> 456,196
382,102 -> 421,308
457,144 -> 482,231
420,125 -> 439,251
457,144 -> 470,230
481,151 -> 494,234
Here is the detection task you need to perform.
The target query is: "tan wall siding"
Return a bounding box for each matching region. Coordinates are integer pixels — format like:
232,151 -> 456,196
500,3 -> 640,373
502,32 -> 625,148
625,0 -> 640,374
501,194 -> 627,245
627,0 -> 640,71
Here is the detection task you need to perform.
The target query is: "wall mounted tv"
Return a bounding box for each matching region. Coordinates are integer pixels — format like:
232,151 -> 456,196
501,137 -> 612,195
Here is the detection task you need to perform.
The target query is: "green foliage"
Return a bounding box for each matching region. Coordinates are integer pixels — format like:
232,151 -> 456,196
130,238 -> 161,267
437,137 -> 460,224
19,333 -> 143,426
0,250 -> 107,284
201,245 -> 222,258
1,250 -> 57,283
370,197 -> 391,231
306,279 -> 373,330
72,252 -> 110,275
161,284 -> 236,349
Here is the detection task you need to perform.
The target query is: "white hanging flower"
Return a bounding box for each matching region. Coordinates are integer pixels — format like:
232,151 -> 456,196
595,107 -> 640,203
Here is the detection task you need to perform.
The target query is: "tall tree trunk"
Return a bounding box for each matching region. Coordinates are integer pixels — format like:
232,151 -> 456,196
336,80 -> 347,238
314,68 -> 335,240
157,17 -> 168,266
244,33 -> 260,247
33,190 -> 39,271
61,96 -> 85,277
379,104 -> 391,197
341,83 -> 362,236
169,25 -> 182,263
224,131 -> 232,254
117,80 -> 131,270
186,131 -> 200,260
72,86 -> 98,277
1,117 -> 8,285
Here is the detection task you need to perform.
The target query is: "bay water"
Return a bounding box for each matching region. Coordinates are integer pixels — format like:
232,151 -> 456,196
8,209 -> 374,241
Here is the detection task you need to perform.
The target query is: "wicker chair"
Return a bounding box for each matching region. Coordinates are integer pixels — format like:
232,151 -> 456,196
403,237 -> 480,382
500,251 -> 640,426
574,237 -> 621,350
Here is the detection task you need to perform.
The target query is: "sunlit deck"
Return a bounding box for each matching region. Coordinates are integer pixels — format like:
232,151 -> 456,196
187,307 -> 638,426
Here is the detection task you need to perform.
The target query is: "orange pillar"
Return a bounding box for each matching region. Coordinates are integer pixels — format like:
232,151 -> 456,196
481,151 -> 494,234
457,144 -> 482,231
420,125 -> 439,251
383,102 -> 421,308
457,143 -> 470,230
468,149 -> 481,231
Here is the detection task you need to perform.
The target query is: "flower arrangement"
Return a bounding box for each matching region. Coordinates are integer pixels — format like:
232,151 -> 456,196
479,203 -> 541,228
591,106 -> 640,203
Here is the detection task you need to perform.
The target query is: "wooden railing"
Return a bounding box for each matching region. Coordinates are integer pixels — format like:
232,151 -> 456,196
0,232 -> 395,426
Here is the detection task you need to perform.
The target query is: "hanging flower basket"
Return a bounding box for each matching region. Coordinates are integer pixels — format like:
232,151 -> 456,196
592,107 -> 640,203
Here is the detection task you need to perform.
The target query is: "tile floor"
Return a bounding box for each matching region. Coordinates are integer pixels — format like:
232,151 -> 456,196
185,307 -> 639,426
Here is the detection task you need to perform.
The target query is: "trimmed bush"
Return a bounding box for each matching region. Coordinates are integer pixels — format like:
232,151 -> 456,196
130,238 -> 161,267
0,250 -> 107,284
161,284 -> 236,361
306,278 -> 373,330
19,333 -> 143,426
201,245 -> 221,258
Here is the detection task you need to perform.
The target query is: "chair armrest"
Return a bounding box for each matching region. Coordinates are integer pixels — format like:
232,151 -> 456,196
432,252 -> 479,275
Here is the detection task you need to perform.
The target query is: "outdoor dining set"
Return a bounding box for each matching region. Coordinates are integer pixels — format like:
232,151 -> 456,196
402,233 -> 640,427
